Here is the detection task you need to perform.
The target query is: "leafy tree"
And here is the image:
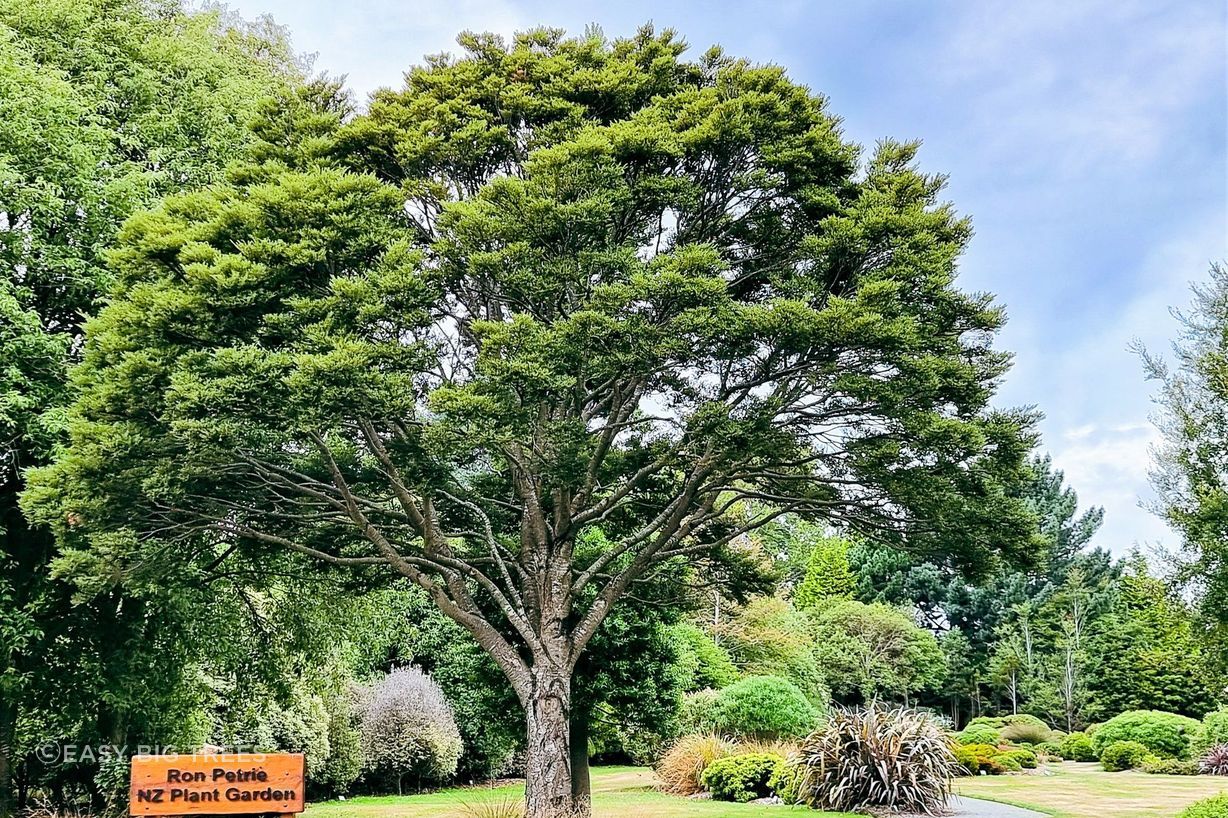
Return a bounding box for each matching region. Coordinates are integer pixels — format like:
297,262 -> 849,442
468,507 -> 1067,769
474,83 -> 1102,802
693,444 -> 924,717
1141,265 -> 1228,631
811,600 -> 946,705
0,1 -> 300,812
26,27 -> 1038,818
794,535 -> 855,610
721,597 -> 826,702
357,667 -> 464,793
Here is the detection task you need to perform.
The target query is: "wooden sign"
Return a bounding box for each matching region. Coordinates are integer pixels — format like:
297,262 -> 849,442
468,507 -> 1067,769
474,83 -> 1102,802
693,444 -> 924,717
129,753 -> 306,816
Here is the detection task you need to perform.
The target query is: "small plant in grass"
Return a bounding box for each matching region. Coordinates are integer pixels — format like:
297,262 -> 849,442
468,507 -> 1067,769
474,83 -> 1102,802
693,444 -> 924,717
1059,731 -> 1098,762
700,752 -> 783,802
1143,758 -> 1200,775
1201,744 -> 1228,776
458,797 -> 525,818
655,733 -> 738,795
795,705 -> 956,813
1180,794 -> 1228,818
1101,740 -> 1153,771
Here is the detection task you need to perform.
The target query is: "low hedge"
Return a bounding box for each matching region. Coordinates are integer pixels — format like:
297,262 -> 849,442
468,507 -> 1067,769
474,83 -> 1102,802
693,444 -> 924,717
1101,740 -> 1153,772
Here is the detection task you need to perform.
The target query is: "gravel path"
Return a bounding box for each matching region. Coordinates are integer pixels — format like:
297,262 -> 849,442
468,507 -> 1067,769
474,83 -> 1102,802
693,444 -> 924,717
947,795 -> 1047,817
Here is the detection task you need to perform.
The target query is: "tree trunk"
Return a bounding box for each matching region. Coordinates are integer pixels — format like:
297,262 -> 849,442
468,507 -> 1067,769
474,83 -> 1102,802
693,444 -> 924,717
0,697 -> 15,818
524,668 -> 585,818
569,710 -> 590,804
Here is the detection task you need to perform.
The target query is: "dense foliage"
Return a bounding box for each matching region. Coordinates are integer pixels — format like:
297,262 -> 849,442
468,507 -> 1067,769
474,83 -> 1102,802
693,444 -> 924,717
1091,710 -> 1200,760
795,705 -> 955,813
700,752 -> 782,803
1100,740 -> 1152,772
711,677 -> 818,740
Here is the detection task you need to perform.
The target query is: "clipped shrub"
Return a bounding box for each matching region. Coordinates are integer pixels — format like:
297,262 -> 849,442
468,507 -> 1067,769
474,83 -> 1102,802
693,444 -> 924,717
953,745 -> 980,775
1180,795 -> 1228,818
655,733 -> 738,795
1201,744 -> 1228,776
1001,722 -> 1053,745
1059,731 -> 1098,762
956,724 -> 1001,745
961,744 -> 1003,773
1194,710 -> 1228,757
989,754 -> 1022,774
767,758 -> 804,804
967,714 -> 1048,731
1101,740 -> 1153,772
1143,758 -> 1199,775
1091,710 -> 1200,759
998,748 -> 1038,770
712,676 -> 819,740
701,752 -> 783,802
1036,741 -> 1063,760
358,667 -> 464,792
795,705 -> 956,813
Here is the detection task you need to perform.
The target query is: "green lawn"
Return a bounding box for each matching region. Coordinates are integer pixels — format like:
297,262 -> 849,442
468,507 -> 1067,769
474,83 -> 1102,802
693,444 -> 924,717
304,766 -> 858,818
956,761 -> 1228,818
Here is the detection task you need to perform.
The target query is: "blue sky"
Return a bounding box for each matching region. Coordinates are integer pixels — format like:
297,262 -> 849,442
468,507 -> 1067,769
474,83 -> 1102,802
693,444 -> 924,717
225,0 -> 1226,555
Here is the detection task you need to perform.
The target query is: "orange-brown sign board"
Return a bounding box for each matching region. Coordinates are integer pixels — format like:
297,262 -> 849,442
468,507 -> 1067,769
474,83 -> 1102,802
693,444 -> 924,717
129,753 -> 306,816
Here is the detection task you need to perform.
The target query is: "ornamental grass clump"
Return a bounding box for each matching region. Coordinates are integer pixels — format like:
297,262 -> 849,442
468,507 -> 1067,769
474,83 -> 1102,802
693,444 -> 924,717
795,705 -> 956,814
655,733 -> 738,795
1201,744 -> 1228,776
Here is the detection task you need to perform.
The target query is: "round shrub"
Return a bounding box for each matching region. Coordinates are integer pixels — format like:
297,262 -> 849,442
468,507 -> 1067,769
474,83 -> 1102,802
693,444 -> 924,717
998,748 -> 1037,769
1000,721 -> 1053,745
1200,744 -> 1228,776
358,667 -> 463,791
1059,731 -> 1097,762
767,758 -> 804,804
1180,795 -> 1228,818
1194,710 -> 1228,757
953,745 -> 980,775
1142,758 -> 1199,775
1091,710 -> 1200,759
701,752 -> 783,802
961,743 -> 1003,773
796,705 -> 957,813
712,676 -> 819,740
1036,741 -> 1063,760
1101,740 -> 1153,772
655,733 -> 738,795
956,724 -> 1001,745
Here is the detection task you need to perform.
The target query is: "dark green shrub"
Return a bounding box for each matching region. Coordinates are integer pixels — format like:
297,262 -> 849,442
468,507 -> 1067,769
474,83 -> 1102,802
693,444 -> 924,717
795,705 -> 956,812
701,752 -> 783,802
1059,731 -> 1097,762
998,748 -> 1037,769
1193,710 -> 1228,757
1101,740 -> 1153,772
1179,795 -> 1228,818
1091,710 -> 1200,759
956,724 -> 1001,745
767,758 -> 803,804
1142,758 -> 1199,775
712,676 -> 819,740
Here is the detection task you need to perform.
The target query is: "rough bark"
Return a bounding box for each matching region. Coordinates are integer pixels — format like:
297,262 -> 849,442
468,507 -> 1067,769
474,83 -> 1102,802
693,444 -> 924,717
524,668 -> 584,818
569,711 -> 590,803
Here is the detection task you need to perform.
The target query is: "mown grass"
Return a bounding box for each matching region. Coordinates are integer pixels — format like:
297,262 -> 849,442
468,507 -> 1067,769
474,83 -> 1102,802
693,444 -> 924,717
304,766 -> 859,818
955,760 -> 1228,818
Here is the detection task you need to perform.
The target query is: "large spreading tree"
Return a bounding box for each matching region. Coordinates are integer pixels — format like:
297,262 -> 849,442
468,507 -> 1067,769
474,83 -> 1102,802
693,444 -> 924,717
26,27 -> 1039,818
